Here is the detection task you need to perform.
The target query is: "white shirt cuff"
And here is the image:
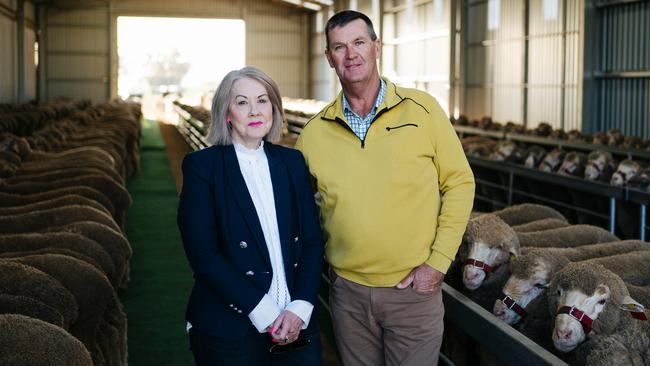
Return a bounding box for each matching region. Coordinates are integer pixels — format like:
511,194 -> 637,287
248,294 -> 282,333
285,300 -> 314,330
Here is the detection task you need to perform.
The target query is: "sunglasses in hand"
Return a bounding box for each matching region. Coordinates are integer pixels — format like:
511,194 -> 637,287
269,337 -> 311,355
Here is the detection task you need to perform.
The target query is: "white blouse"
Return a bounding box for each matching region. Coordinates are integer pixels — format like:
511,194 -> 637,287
234,142 -> 312,333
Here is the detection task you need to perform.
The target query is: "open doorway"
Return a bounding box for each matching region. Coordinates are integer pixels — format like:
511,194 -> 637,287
117,16 -> 245,121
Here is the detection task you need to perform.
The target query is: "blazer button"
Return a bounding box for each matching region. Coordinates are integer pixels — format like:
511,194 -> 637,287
237,310 -> 243,314
294,262 -> 298,268
239,241 -> 248,248
294,236 -> 299,243
229,304 -> 233,307
246,270 -> 254,276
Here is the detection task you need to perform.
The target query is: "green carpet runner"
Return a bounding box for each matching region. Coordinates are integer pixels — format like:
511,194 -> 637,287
121,119 -> 194,365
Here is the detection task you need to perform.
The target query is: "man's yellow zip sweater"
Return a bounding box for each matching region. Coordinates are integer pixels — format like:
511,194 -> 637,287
296,78 -> 475,287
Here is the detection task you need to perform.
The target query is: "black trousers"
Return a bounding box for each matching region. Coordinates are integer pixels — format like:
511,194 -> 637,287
189,326 -> 321,366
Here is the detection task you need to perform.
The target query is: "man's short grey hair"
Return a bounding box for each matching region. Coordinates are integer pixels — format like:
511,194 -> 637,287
207,66 -> 284,146
325,10 -> 378,50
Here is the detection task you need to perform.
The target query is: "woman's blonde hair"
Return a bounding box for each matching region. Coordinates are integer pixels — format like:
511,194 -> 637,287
207,66 -> 284,146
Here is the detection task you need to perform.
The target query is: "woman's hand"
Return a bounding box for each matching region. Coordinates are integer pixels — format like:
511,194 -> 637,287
267,310 -> 304,344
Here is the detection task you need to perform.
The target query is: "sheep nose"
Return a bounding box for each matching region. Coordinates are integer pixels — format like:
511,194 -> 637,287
464,271 -> 479,281
555,328 -> 572,340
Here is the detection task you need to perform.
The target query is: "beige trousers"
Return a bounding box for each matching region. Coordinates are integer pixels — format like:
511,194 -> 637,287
329,269 -> 445,366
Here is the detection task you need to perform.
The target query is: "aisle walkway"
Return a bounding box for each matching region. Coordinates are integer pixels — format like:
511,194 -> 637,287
120,119 -> 194,365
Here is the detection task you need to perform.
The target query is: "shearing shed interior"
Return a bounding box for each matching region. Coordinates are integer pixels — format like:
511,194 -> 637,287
0,0 -> 649,365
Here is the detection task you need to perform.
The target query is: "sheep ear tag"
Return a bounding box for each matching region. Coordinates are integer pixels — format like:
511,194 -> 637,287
619,297 -> 648,321
509,254 -> 517,262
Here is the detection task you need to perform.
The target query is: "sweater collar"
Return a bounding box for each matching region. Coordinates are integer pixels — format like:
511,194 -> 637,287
321,77 -> 404,122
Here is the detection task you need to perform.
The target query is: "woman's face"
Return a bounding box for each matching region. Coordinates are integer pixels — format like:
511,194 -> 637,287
228,77 -> 274,149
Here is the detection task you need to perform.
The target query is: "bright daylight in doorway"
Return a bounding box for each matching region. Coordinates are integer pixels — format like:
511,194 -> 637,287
117,16 -> 245,120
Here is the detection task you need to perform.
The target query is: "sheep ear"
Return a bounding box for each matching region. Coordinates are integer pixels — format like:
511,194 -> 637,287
595,284 -> 609,294
619,296 -> 645,313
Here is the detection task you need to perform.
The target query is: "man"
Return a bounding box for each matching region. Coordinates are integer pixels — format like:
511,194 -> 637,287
295,10 -> 475,366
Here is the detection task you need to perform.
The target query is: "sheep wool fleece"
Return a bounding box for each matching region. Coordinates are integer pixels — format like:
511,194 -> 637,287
296,78 -> 475,286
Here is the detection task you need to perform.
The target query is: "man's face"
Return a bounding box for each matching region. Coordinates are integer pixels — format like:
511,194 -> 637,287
325,19 -> 380,85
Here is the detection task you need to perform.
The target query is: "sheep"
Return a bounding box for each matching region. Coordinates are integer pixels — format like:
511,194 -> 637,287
460,215 -> 617,306
557,152 -> 588,177
621,136 -> 644,150
7,254 -> 124,366
494,240 -> 650,325
567,129 -> 589,142
523,145 -> 547,169
0,194 -> 112,218
584,150 -> 617,182
0,248 -> 104,278
42,221 -> 132,287
611,159 -> 647,187
550,128 -> 567,140
7,154 -> 121,180
517,225 -> 618,248
6,165 -> 125,186
511,218 -> 570,233
592,131 -> 608,145
489,203 -> 567,226
0,294 -> 64,327
0,205 -> 121,235
488,140 -> 523,163
606,128 -> 624,147
0,314 -> 92,366
0,260 -> 78,329
531,122 -> 553,137
548,263 -> 650,365
538,148 -> 566,173
0,175 -> 130,229
0,187 -> 116,219
0,232 -> 116,284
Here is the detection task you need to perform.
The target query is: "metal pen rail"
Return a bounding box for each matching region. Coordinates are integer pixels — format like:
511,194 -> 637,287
318,271 -> 568,366
455,124 -> 650,161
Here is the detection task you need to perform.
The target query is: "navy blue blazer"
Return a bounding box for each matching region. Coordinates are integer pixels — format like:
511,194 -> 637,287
177,142 -> 324,341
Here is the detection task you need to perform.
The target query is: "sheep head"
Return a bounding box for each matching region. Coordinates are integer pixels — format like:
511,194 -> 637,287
548,263 -> 642,353
462,214 -> 520,290
558,152 -> 587,177
611,159 -> 641,186
584,150 -> 615,181
523,146 -> 546,169
489,141 -> 518,162
493,249 -> 569,325
538,149 -> 565,172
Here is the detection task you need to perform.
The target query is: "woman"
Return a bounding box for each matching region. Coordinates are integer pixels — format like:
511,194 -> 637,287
177,66 -> 323,365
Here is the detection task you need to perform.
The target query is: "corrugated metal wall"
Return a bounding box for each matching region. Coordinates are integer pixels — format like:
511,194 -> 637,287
41,0 -> 310,102
46,6 -> 110,101
463,0 -> 584,130
383,0 -> 452,112
0,0 -> 37,103
465,0 -> 525,123
0,0 -> 17,102
23,0 -> 36,100
528,0 -> 582,131
587,0 -> 650,139
310,8 -> 337,101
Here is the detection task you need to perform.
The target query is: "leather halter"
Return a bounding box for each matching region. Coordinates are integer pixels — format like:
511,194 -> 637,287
630,311 -> 648,321
539,160 -> 556,171
586,161 -> 603,176
612,170 -> 631,184
465,258 -> 495,273
557,306 -> 594,333
500,293 -> 527,318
